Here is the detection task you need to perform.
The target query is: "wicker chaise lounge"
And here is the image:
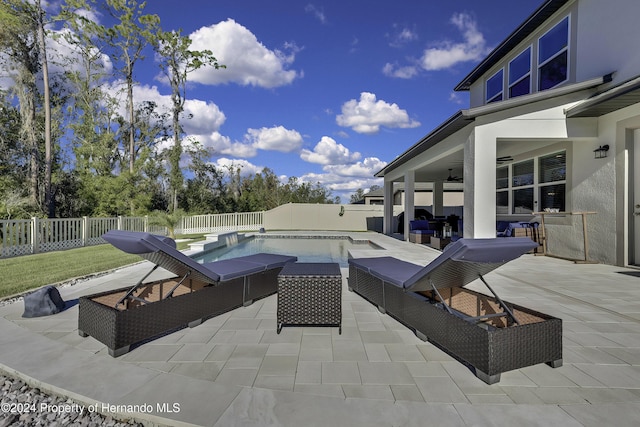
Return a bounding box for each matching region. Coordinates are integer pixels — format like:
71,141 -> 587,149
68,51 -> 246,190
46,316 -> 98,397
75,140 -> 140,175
78,230 -> 296,356
348,238 -> 562,384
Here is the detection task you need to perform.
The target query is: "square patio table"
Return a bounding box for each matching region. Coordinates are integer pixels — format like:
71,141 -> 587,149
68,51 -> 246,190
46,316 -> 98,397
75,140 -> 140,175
277,262 -> 342,334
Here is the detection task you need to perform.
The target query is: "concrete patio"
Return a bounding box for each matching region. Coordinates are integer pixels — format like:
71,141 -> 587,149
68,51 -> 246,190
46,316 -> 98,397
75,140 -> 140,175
1,232 -> 640,426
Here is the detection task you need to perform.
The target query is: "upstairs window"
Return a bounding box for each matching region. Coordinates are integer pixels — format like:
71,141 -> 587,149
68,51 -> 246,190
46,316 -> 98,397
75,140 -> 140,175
509,47 -> 531,98
486,69 -> 504,103
538,17 -> 569,91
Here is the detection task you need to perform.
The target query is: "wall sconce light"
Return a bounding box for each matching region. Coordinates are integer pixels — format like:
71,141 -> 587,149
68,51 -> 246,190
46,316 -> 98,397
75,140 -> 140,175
593,144 -> 609,159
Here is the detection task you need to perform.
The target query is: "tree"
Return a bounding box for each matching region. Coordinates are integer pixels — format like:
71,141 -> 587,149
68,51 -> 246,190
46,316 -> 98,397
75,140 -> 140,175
149,209 -> 185,239
34,0 -> 54,218
350,185 -> 381,204
0,0 -> 42,211
183,141 -> 235,214
102,0 -> 160,174
153,29 -> 224,212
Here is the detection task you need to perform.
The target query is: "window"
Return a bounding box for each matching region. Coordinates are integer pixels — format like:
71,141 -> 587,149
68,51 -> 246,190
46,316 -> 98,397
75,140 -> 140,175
539,152 -> 566,211
509,47 -> 531,98
486,69 -> 504,103
539,152 -> 566,183
496,191 -> 509,215
512,160 -> 534,187
513,188 -> 534,214
496,167 -> 509,189
538,17 -> 569,91
496,151 -> 567,214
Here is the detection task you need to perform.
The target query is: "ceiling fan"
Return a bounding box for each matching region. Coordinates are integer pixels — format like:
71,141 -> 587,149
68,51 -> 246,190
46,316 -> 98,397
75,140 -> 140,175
446,169 -> 462,182
497,156 -> 513,164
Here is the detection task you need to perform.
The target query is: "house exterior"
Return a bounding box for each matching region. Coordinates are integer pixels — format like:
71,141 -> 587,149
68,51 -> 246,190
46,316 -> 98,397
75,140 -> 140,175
376,0 -> 640,266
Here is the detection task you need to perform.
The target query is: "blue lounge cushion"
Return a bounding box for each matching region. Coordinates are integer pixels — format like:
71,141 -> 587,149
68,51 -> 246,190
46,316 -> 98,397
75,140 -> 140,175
202,259 -> 265,281
349,257 -> 423,287
350,238 -> 537,292
102,230 -> 296,284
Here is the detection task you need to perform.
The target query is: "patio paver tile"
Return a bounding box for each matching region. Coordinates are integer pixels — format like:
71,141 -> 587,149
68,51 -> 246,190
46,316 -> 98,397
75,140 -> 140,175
342,385 -> 394,400
258,355 -> 298,376
322,361 -> 361,384
358,362 -> 415,385
414,377 -> 469,404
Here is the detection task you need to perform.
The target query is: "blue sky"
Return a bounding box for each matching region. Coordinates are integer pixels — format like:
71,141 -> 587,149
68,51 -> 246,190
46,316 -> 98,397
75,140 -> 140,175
8,0 -> 544,202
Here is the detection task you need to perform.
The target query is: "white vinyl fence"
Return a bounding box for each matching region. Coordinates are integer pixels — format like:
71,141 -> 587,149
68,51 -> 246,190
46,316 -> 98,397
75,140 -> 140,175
0,212 -> 264,258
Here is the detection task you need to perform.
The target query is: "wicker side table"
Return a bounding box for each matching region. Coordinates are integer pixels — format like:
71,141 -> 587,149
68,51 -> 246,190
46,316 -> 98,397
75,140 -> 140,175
277,262 -> 342,334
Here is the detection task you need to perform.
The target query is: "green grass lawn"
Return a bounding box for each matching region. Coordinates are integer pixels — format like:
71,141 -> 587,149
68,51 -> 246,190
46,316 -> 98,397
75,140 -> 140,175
0,235 -> 204,299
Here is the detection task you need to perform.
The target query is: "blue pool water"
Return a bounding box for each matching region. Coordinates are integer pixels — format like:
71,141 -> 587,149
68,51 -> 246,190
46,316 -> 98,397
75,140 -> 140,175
192,236 -> 380,267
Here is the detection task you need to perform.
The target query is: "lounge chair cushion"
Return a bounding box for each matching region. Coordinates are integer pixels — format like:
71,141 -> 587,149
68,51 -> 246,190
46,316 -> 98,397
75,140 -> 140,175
102,230 -> 297,284
350,238 -> 538,292
349,257 -> 423,288
234,253 -> 297,270
103,230 -> 221,283
202,259 -> 265,281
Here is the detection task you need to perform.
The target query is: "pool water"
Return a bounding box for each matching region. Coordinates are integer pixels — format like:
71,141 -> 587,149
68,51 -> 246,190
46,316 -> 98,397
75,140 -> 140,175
192,236 -> 380,267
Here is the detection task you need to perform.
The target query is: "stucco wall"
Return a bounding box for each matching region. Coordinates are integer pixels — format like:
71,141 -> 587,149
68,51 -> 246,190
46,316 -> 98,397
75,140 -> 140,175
263,203 -> 402,232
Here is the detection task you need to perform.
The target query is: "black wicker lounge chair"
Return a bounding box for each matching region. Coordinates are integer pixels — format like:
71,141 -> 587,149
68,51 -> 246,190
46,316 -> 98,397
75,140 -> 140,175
348,238 -> 562,384
78,230 -> 296,356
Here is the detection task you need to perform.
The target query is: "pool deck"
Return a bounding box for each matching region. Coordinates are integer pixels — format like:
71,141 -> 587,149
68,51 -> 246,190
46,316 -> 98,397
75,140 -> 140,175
2,231 -> 640,426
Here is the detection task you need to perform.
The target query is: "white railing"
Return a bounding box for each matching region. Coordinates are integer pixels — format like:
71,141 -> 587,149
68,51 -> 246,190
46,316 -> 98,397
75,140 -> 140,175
0,212 -> 265,258
180,212 -> 264,234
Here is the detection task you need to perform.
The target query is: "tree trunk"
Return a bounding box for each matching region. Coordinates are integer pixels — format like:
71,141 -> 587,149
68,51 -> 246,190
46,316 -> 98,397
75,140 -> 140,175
36,0 -> 53,218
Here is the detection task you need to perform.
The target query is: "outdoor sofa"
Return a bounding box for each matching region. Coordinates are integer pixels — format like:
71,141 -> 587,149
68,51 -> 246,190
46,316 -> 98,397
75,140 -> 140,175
408,220 -> 436,244
348,238 -> 562,384
78,230 -> 296,356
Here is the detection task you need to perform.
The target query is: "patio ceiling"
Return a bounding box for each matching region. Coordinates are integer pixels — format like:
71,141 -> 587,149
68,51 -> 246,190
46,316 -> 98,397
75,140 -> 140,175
393,139 -> 561,184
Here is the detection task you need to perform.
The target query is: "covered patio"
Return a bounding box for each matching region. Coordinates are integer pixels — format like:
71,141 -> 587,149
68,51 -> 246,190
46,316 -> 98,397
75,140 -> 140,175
375,73 -> 637,266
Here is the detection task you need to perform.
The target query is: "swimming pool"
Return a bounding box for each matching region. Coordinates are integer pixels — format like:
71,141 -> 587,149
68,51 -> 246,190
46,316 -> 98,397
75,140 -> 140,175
192,236 -> 381,267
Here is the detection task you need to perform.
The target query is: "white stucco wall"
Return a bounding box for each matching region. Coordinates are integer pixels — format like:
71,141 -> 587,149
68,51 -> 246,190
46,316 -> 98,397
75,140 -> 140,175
467,0 -> 640,109
575,0 -> 640,86
263,203 -> 402,232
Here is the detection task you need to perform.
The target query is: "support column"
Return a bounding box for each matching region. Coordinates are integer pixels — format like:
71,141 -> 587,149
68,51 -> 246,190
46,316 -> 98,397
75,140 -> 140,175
433,180 -> 444,217
383,179 -> 394,235
463,129 -> 497,238
404,170 -> 415,241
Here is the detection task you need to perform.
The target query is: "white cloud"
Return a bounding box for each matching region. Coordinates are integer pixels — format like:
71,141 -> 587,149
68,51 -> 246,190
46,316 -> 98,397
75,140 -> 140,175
322,157 -> 387,178
299,171 -> 382,194
421,12 -> 489,71
245,126 -> 303,152
336,92 -> 420,134
300,136 -> 361,165
1,27 -> 113,92
388,26 -> 418,48
188,19 -> 301,88
194,125 -> 303,159
213,158 -> 263,177
382,62 -> 419,79
448,92 -> 464,105
201,132 -> 257,158
305,4 -> 327,24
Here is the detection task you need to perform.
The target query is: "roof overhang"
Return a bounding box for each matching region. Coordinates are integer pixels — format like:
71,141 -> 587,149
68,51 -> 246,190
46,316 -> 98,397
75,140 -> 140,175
374,111 -> 474,178
565,74 -> 640,117
375,74 -> 610,178
463,74 -> 611,118
454,0 -> 570,92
